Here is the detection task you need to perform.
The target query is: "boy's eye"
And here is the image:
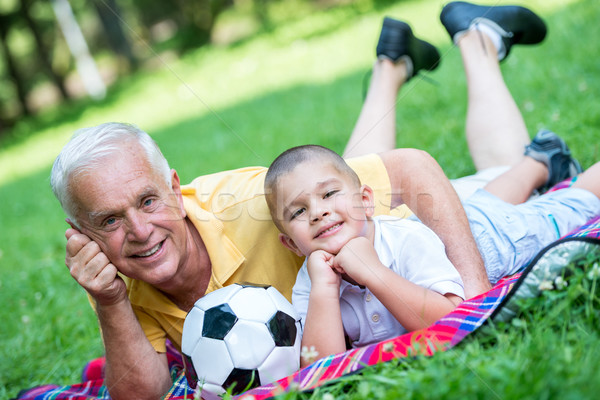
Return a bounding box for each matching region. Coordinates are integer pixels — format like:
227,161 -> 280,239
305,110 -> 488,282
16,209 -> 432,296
324,190 -> 338,199
291,208 -> 305,220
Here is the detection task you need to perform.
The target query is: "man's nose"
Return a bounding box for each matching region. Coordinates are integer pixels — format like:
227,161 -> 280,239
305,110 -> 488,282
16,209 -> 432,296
125,212 -> 152,241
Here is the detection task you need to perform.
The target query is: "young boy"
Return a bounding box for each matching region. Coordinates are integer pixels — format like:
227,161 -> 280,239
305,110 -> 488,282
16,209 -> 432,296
264,139 -> 600,367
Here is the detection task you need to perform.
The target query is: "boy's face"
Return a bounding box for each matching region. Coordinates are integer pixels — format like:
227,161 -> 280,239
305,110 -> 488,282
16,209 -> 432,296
275,160 -> 374,257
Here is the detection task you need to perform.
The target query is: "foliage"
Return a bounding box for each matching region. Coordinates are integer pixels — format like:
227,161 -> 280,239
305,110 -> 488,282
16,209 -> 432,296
1,0 -> 599,398
0,0 -> 386,129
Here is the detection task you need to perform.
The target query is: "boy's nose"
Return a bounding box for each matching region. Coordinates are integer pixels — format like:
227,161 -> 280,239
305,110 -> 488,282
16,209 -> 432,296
311,209 -> 330,223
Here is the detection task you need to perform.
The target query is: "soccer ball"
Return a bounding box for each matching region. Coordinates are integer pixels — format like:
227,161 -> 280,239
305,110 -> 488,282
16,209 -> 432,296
182,283 -> 302,397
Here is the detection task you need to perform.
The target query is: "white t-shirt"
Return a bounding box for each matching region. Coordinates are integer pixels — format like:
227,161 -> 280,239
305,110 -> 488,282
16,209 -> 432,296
292,215 -> 465,348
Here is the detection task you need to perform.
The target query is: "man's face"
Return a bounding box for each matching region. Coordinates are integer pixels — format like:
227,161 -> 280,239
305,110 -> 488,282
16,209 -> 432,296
70,146 -> 189,286
275,160 -> 374,257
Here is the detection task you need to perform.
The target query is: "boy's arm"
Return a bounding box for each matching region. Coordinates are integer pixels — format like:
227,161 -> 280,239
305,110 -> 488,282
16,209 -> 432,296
335,237 -> 463,331
379,149 -> 491,298
363,266 -> 462,331
299,251 -> 346,368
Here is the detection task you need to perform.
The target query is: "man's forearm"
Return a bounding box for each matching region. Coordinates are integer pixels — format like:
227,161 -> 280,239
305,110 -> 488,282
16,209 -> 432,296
433,211 -> 491,298
96,299 -> 172,399
379,149 -> 491,298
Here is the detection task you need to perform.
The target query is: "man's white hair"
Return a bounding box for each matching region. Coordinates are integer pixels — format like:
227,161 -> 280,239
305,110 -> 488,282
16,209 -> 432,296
50,122 -> 171,224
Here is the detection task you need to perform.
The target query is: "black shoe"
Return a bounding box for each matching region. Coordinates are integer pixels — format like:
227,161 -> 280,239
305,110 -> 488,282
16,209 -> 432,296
376,17 -> 440,80
524,129 -> 583,192
440,1 -> 547,60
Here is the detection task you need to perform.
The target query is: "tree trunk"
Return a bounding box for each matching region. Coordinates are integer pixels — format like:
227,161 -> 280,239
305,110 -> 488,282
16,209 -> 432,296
50,0 -> 106,100
19,0 -> 70,99
0,14 -> 31,116
92,0 -> 138,71
177,0 -> 232,52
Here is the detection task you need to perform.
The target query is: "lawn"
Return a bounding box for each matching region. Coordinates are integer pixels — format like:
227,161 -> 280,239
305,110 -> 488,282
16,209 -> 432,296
1,0 -> 599,398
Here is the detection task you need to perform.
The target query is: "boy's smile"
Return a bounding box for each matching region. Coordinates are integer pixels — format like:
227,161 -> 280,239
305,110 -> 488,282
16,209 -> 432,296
314,221 -> 343,239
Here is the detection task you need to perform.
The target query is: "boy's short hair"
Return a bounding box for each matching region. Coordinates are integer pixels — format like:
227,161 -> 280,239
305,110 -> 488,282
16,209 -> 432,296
264,145 -> 361,230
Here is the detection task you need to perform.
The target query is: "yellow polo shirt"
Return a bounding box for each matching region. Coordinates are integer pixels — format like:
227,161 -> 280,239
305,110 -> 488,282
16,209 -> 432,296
125,153 -> 411,352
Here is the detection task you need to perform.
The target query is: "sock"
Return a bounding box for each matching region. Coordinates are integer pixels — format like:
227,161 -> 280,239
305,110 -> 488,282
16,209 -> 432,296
376,55 -> 414,79
397,55 -> 414,79
452,18 -> 508,60
470,18 -> 508,60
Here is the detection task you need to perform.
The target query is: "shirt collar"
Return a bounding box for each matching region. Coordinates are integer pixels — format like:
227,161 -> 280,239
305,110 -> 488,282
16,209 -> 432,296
182,189 -> 246,291
372,216 -> 394,268
126,277 -> 187,318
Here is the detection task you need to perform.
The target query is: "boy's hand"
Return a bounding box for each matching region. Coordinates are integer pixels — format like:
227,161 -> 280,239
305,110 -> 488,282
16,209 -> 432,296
333,237 -> 382,286
307,250 -> 341,289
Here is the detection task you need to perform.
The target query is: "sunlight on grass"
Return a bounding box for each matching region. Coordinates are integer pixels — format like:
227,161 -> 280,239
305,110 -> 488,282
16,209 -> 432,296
0,0 -> 576,187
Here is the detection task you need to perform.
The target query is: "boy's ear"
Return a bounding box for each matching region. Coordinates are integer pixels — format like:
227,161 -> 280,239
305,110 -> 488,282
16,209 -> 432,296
361,184 -> 375,217
279,233 -> 304,257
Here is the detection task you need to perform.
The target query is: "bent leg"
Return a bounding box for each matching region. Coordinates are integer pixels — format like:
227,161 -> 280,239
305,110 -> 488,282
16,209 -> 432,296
344,17 -> 439,159
572,162 -> 600,198
483,157 -> 546,204
459,30 -> 530,170
346,28 -> 532,169
343,59 -> 408,158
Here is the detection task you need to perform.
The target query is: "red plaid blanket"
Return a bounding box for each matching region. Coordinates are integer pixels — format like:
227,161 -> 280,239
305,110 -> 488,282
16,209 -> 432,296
224,273 -> 521,400
17,195 -> 600,399
15,275 -> 521,400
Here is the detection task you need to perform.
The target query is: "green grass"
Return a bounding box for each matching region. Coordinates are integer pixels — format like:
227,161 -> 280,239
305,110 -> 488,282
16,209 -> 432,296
1,0 -> 599,398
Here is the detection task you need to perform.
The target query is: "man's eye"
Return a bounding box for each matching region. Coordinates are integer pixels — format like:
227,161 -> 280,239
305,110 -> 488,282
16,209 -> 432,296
143,198 -> 154,207
105,217 -> 117,226
291,208 -> 305,220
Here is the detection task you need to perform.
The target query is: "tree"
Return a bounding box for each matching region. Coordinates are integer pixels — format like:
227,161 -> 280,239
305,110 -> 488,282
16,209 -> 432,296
19,0 -> 69,100
0,12 -> 31,117
50,0 -> 106,100
92,0 -> 138,72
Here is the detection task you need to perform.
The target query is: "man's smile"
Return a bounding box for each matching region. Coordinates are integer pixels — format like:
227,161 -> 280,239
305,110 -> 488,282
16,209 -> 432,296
132,240 -> 165,258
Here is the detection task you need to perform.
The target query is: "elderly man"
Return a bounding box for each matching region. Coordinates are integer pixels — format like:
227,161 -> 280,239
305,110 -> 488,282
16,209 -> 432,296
50,2 -> 558,398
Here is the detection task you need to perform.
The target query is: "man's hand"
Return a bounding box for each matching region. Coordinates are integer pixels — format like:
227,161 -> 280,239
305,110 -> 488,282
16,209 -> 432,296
462,272 -> 492,299
65,227 -> 127,306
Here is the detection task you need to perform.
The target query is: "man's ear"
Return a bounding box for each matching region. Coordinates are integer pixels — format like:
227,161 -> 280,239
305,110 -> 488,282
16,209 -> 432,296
279,233 -> 304,257
361,184 -> 376,217
170,169 -> 187,218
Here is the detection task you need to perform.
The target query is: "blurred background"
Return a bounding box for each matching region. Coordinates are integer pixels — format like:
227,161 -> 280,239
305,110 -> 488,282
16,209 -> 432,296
0,0 -> 406,133
1,0 -> 599,398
